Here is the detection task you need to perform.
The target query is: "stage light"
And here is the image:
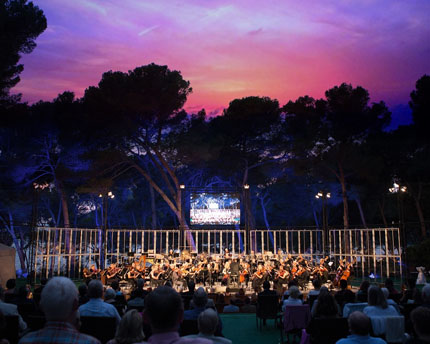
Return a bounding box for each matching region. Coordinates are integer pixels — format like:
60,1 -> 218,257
400,186 -> 407,192
179,184 -> 185,189
317,192 -> 323,197
108,191 -> 113,196
99,194 -> 103,198
315,195 -> 319,199
110,194 -> 115,199
244,184 -> 250,189
327,193 -> 331,198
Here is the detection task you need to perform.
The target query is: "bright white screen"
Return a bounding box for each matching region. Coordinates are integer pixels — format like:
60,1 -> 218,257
190,193 -> 240,225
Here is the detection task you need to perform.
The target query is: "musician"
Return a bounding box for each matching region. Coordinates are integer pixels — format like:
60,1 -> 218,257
150,264 -> 164,287
106,263 -> 120,283
251,265 -> 264,291
274,265 -> 289,294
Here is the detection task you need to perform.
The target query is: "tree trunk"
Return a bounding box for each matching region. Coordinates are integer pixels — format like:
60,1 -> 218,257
149,184 -> 157,229
338,162 -> 349,229
413,196 -> 427,238
5,211 -> 26,272
378,200 -> 388,227
355,198 -> 367,228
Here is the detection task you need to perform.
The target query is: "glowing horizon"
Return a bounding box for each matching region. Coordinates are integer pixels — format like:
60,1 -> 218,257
13,0 -> 430,119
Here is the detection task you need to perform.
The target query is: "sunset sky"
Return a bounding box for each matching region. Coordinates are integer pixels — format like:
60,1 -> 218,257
13,0 -> 430,123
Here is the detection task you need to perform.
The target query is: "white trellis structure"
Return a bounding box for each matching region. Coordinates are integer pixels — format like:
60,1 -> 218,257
32,227 -> 402,280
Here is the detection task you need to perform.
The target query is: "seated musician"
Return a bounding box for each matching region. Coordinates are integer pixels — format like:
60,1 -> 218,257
127,262 -> 141,280
251,265 -> 264,291
150,264 -> 164,287
106,263 -> 120,282
274,265 -> 289,294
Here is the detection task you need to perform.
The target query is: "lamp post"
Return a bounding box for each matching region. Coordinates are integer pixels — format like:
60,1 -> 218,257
389,182 -> 407,276
178,184 -> 185,249
99,191 -> 115,269
315,191 -> 331,253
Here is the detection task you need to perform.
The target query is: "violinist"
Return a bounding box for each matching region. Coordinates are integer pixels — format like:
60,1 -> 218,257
251,265 -> 264,291
127,262 -> 141,279
106,263 -> 120,282
274,265 -> 289,294
150,264 -> 164,287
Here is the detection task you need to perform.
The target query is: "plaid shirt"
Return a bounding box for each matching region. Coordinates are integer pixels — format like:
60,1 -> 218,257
19,321 -> 101,344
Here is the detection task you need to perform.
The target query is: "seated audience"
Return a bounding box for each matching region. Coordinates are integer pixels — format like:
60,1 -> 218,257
130,279 -> 148,300
184,308 -> 232,344
240,297 -> 256,313
78,279 -> 121,325
106,309 -> 145,344
0,310 -> 9,344
384,278 -> 399,295
127,288 -> 145,310
222,299 -> 239,313
259,281 -> 277,297
380,288 -> 400,313
407,306 -> 430,344
283,280 -> 299,299
0,287 -> 27,332
356,281 -> 370,302
4,280 -> 16,296
335,280 -> 356,308
33,277 -> 48,306
282,285 -> 302,311
308,279 -> 321,296
139,286 -> 211,344
336,311 -> 386,344
19,277 -> 100,344
311,286 -> 329,315
420,284 -> 430,308
313,291 -> 340,318
401,278 -> 422,304
111,281 -> 122,296
78,284 -> 89,305
363,286 -> 398,317
104,289 -> 117,305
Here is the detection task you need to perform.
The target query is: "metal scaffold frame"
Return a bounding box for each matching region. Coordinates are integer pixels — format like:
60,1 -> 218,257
32,227 -> 401,280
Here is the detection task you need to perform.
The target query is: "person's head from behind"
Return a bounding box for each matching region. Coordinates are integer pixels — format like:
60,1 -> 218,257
6,279 -> 15,291
187,280 -> 195,293
288,280 -> 298,289
312,279 -> 321,290
289,286 -> 300,300
385,278 -> 394,290
421,284 -> 430,304
348,311 -> 371,336
87,279 -> 103,299
115,309 -> 145,343
111,280 -> 119,291
316,292 -> 338,317
144,286 -> 183,333
340,279 -> 348,290
193,287 -> 208,308
263,281 -> 270,291
381,287 -> 389,300
367,286 -> 387,309
198,308 -> 218,336
410,306 -> 430,340
104,288 -> 116,301
40,277 -> 48,286
359,280 -> 370,292
40,277 -> 78,323
18,286 -> 29,299
78,284 -> 88,297
136,278 -> 144,290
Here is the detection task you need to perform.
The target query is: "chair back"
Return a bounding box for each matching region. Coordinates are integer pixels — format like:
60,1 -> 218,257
80,316 -> 117,344
309,317 -> 349,344
2,315 -> 19,344
283,304 -> 311,332
385,316 -> 405,343
342,302 -> 368,318
257,294 -> 279,319
179,319 -> 199,336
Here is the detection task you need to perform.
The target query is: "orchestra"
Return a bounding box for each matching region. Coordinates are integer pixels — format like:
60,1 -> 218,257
81,250 -> 356,291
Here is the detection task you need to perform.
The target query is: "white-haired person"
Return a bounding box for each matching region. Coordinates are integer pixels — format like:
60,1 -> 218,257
79,280 -> 121,326
184,308 -> 232,344
282,285 -> 303,312
19,277 -> 100,344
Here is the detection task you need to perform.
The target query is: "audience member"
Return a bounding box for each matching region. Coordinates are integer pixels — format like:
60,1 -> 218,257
78,284 -> 89,306
222,299 -> 239,313
106,309 -> 145,344
356,281 -> 370,302
380,287 -> 400,313
33,277 -> 48,306
408,306 -> 430,344
259,281 -> 277,296
313,291 -> 340,318
384,278 -> 399,295
138,286 -> 211,344
0,287 -> 27,332
4,280 -> 16,296
184,308 -> 232,344
401,278 -> 422,304
335,280 -> 356,307
308,279 -> 321,296
111,281 -> 123,296
104,289 -> 117,305
130,279 -> 148,300
336,311 -> 386,344
127,288 -> 145,310
19,277 -> 100,344
79,279 -> 121,325
283,280 -> 299,299
363,286 -> 398,317
420,284 -> 430,308
0,310 -> 9,344
240,297 -> 256,313
282,285 -> 302,311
